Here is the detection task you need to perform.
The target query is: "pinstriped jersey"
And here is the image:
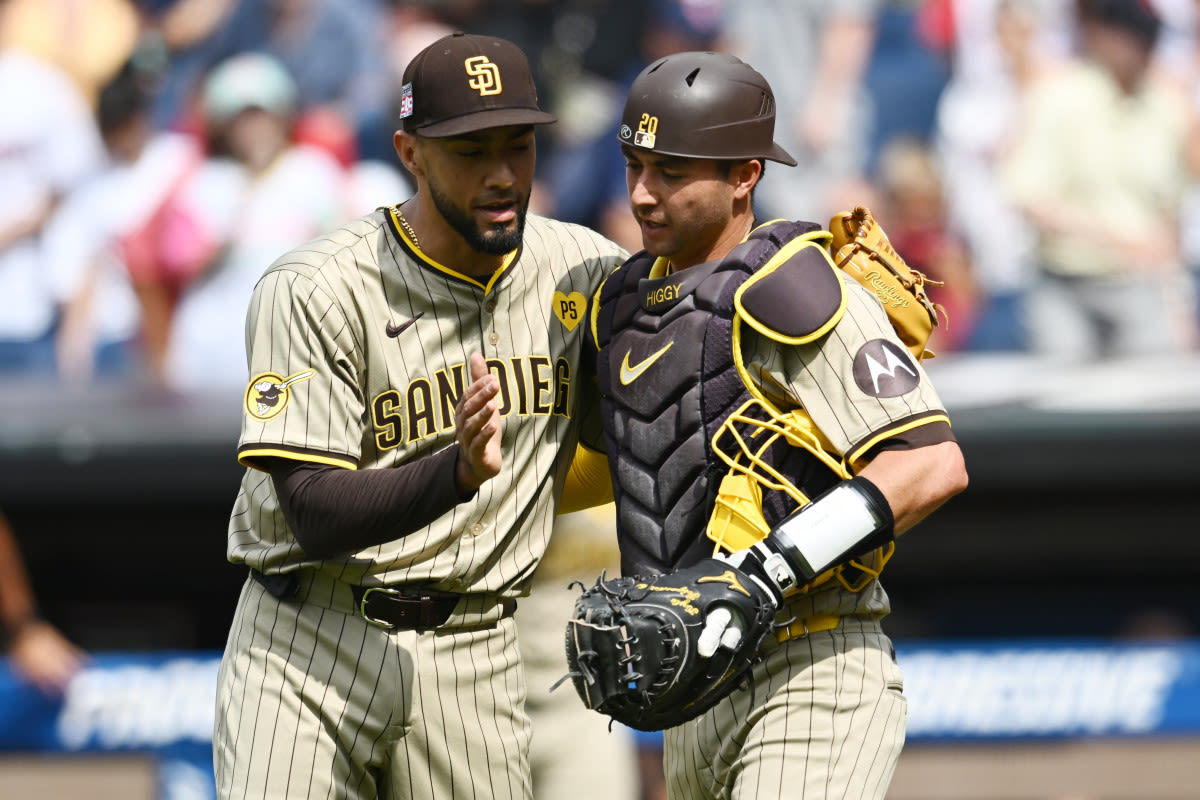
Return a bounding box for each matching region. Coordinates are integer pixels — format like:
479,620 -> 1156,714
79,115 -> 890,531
227,206 -> 627,595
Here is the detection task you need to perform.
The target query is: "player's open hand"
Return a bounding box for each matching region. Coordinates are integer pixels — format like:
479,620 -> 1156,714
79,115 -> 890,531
454,352 -> 503,491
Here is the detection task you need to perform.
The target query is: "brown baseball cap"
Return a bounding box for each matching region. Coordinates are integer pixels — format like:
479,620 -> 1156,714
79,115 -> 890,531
399,31 -> 556,137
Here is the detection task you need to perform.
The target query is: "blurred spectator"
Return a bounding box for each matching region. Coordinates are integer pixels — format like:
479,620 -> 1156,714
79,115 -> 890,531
723,0 -> 878,223
861,0 -> 954,179
180,0 -> 390,165
1000,0 -> 1197,361
0,508 -> 87,695
41,54 -> 204,385
0,44 -> 106,375
874,136 -> 977,352
134,0 -> 241,131
0,0 -> 140,108
163,52 -> 346,392
934,0 -> 1073,352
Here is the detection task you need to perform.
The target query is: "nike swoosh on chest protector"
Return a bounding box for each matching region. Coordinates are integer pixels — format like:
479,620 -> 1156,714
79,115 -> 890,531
619,341 -> 674,385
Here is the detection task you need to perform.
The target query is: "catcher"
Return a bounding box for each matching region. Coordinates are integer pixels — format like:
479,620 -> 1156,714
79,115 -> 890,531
563,52 -> 967,799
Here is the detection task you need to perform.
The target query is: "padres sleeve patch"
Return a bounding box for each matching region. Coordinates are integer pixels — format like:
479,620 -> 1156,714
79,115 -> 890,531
245,369 -> 314,420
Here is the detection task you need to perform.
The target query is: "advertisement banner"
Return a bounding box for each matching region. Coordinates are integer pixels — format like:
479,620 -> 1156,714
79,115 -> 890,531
4,641 -> 1200,799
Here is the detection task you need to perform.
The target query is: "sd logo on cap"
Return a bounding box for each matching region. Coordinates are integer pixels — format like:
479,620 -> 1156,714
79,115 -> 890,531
399,31 -> 556,137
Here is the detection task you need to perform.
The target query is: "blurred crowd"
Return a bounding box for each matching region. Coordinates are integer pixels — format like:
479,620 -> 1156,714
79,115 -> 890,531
2,0 -> 1200,395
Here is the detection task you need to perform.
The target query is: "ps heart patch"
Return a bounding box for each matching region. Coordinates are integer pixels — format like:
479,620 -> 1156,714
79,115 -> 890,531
552,291 -> 587,332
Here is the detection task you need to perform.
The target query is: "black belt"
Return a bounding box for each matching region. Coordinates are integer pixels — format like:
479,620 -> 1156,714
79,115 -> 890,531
249,569 -> 516,631
353,585 -> 461,630
354,586 -> 518,630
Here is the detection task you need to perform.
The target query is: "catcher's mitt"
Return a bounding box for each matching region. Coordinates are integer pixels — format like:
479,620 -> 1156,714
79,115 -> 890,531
829,206 -> 945,361
562,557 -> 778,732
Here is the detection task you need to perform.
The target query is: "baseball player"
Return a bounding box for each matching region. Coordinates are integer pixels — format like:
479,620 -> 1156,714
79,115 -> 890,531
212,32 -> 627,800
589,52 -> 968,798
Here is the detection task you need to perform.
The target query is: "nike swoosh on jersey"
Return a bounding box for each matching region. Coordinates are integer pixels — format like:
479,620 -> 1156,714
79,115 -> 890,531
386,312 -> 424,338
619,341 -> 674,385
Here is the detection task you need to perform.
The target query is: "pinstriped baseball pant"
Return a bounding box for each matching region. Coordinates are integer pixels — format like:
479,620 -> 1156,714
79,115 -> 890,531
213,577 -> 533,800
663,618 -> 906,800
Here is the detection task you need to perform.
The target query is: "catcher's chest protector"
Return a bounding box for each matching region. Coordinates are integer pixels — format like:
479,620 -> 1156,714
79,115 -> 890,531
595,220 -> 831,576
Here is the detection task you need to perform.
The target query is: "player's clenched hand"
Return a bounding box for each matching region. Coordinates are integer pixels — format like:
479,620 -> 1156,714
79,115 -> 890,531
454,352 -> 503,491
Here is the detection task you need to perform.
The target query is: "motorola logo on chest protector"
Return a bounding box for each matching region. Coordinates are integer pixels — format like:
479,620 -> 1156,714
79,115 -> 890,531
853,339 -> 919,397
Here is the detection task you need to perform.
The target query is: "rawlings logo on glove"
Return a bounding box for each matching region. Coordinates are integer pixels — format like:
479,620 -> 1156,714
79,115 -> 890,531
560,557 -> 778,732
830,206 -> 946,361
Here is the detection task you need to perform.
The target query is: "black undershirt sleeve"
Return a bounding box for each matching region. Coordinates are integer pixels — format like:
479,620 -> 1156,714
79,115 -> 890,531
267,447 -> 475,559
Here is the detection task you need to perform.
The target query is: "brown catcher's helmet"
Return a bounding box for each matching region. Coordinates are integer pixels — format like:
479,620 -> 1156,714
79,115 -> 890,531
618,51 -> 796,165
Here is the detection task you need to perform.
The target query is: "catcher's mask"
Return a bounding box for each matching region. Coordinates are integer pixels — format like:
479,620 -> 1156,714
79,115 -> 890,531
617,51 -> 796,166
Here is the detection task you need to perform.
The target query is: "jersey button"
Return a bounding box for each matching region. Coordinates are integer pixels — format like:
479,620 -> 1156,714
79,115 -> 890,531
485,300 -> 496,313
471,523 -> 484,536
487,332 -> 500,345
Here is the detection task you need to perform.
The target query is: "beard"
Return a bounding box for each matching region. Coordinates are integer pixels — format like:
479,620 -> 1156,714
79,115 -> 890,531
429,180 -> 527,256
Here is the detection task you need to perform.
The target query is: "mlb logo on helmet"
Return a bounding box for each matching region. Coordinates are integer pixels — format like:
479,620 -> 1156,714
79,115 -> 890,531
634,131 -> 656,148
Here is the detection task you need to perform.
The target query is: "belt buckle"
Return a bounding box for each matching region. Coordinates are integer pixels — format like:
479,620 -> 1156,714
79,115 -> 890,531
359,586 -> 402,629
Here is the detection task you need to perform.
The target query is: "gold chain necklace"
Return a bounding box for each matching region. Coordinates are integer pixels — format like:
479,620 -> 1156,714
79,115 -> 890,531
395,206 -> 421,250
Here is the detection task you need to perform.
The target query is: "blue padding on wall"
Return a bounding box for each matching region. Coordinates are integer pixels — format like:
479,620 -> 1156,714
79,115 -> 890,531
899,639 -> 1200,741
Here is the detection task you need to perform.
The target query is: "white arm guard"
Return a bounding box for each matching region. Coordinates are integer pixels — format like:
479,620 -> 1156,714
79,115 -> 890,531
730,477 -> 895,599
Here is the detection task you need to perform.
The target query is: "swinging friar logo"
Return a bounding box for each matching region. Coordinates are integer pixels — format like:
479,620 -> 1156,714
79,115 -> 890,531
246,369 -> 314,420
853,339 -> 919,398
